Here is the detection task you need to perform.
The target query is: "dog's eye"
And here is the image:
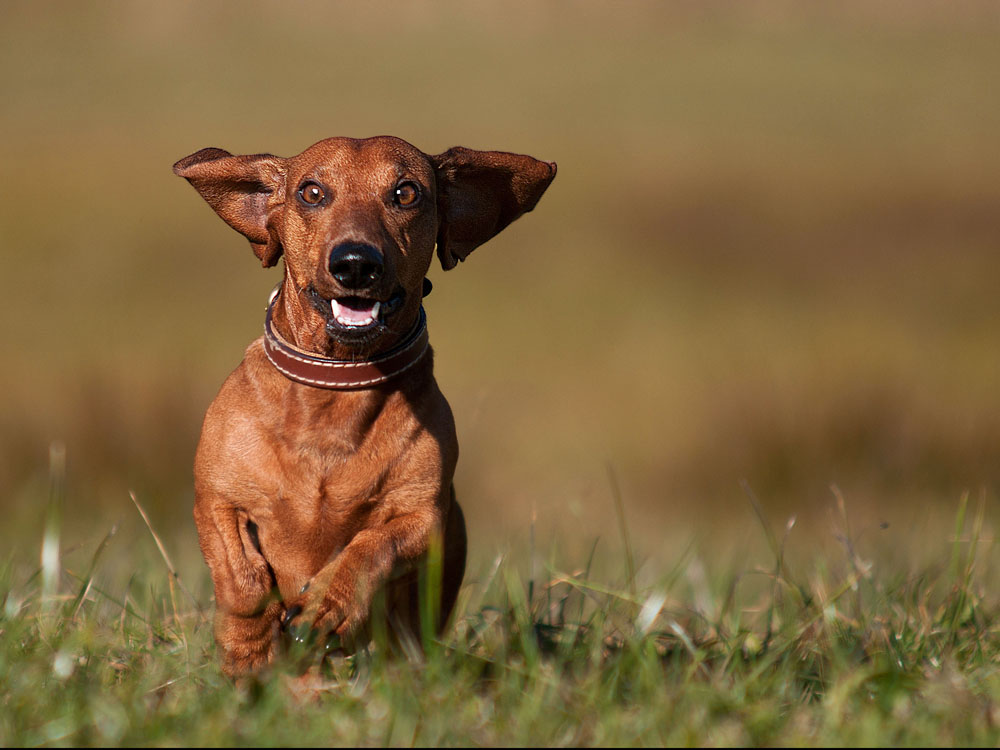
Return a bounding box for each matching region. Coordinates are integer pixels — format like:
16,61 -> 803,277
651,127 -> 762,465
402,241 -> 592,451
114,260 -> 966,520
298,182 -> 326,206
393,181 -> 421,207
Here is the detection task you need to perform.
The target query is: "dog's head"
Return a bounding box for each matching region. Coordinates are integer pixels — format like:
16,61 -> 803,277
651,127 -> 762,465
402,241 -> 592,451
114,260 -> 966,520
174,136 -> 555,356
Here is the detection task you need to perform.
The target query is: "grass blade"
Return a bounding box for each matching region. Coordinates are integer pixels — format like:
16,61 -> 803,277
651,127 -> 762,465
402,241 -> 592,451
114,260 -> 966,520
41,441 -> 66,608
66,522 -> 119,620
129,490 -> 205,622
607,464 -> 636,600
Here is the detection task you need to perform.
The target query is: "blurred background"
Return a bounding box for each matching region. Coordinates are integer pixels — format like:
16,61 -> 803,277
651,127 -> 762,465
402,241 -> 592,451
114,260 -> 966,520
2,1 -> 999,586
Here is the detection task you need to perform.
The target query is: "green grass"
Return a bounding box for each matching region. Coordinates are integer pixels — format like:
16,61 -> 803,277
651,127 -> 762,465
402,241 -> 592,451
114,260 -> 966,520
2,492 -> 998,746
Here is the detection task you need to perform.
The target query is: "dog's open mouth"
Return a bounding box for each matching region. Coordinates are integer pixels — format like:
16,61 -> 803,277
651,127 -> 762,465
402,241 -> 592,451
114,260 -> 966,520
305,286 -> 406,345
331,297 -> 381,328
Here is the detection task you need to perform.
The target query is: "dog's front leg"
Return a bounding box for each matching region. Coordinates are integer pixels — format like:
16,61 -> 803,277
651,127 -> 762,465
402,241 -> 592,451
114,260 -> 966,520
286,506 -> 441,642
195,501 -> 283,677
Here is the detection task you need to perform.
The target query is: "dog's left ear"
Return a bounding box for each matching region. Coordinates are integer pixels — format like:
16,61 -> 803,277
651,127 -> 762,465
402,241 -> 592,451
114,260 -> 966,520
432,147 -> 556,271
173,148 -> 288,267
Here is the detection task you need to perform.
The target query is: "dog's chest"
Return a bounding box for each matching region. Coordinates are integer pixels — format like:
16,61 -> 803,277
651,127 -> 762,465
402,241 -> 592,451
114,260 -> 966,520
270,427 -> 399,524
252,392 -> 423,550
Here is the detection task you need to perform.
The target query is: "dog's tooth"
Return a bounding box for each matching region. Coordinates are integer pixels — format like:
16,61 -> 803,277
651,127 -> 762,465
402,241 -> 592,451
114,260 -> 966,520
372,301 -> 381,320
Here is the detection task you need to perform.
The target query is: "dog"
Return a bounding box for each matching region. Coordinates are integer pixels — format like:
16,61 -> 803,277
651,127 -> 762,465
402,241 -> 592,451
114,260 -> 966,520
174,136 -> 556,676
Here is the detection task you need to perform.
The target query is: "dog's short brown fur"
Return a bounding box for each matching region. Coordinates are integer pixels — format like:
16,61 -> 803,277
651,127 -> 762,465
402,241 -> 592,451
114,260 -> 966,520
174,137 -> 555,676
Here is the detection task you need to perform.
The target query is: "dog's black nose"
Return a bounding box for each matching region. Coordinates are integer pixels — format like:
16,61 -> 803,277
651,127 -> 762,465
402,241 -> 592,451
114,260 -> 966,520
328,243 -> 383,290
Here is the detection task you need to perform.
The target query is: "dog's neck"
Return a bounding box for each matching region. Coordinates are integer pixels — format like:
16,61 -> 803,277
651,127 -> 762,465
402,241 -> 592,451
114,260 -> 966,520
264,287 -> 430,390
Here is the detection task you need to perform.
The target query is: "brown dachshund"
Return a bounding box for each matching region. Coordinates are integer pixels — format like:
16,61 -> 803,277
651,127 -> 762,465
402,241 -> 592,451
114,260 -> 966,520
174,137 -> 555,676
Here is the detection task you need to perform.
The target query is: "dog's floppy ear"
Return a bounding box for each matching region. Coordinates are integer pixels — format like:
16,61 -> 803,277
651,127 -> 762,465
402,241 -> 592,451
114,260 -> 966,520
173,148 -> 287,268
432,147 -> 556,271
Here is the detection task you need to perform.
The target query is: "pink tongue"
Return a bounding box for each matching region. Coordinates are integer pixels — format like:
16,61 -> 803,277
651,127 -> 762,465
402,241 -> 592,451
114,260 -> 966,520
331,299 -> 377,327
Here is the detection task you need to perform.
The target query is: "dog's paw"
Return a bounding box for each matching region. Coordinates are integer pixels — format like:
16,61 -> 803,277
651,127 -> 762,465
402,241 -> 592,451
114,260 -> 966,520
282,585 -> 349,646
311,590 -> 351,636
218,601 -> 283,677
222,648 -> 272,680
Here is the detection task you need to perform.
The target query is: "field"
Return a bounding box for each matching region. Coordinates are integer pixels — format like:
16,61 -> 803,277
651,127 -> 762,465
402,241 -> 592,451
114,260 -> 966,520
2,1 -> 1000,745
3,487 -> 999,745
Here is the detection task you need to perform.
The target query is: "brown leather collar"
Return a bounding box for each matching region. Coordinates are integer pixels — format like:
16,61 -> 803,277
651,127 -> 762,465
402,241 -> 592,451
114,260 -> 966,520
263,294 -> 429,390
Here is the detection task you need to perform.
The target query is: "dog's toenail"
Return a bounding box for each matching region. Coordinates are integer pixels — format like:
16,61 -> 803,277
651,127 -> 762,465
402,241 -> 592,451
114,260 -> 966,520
282,604 -> 303,627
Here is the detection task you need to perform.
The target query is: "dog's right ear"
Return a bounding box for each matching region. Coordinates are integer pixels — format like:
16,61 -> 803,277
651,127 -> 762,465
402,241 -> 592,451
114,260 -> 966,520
173,148 -> 287,267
